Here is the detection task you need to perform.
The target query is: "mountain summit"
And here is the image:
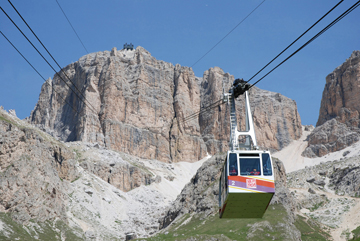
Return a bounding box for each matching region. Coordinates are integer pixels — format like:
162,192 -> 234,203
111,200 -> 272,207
30,46 -> 302,162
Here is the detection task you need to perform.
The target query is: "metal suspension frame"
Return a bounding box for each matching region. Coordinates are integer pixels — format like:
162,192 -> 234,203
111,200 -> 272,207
223,90 -> 257,151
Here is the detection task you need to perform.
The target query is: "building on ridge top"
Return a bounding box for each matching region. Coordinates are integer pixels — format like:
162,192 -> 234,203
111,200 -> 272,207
123,43 -> 134,50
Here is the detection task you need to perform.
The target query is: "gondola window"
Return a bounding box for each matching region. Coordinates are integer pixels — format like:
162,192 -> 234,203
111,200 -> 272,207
228,153 -> 238,176
240,157 -> 261,176
262,153 -> 272,176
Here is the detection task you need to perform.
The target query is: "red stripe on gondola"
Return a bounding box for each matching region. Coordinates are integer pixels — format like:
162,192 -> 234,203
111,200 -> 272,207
228,176 -> 275,188
220,202 -> 227,218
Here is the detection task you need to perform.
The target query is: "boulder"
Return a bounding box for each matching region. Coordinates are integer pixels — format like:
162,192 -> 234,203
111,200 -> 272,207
308,188 -> 316,194
313,180 -> 325,186
306,177 -> 316,183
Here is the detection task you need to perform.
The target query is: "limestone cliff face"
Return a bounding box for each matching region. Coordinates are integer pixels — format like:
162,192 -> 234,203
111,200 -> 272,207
303,51 -> 360,157
317,51 -> 360,127
31,47 -> 302,162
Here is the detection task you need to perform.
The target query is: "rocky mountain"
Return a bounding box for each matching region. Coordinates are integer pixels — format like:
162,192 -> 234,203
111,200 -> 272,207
303,50 -> 360,157
31,47 -> 302,163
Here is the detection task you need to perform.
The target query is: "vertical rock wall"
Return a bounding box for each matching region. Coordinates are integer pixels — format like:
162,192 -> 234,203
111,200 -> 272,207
317,51 -> 360,127
303,51 -> 360,157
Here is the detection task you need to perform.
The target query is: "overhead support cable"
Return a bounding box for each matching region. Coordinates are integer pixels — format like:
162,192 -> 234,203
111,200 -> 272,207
191,0 -> 266,68
55,0 -> 89,54
7,0 -> 97,114
1,4 -> 98,115
182,99 -> 223,123
0,30 -> 80,115
246,0 -> 344,83
248,0 -> 360,89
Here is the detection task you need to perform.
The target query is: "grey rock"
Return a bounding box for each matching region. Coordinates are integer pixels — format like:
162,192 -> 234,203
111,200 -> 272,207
85,230 -> 96,239
85,189 -> 94,195
328,159 -> 360,197
319,170 -> 327,176
153,175 -> 162,183
313,180 -> 325,186
303,119 -> 359,157
8,109 -> 16,117
306,177 -> 316,183
164,175 -> 174,181
80,157 -> 153,192
304,125 -> 314,131
308,188 -> 316,194
125,232 -> 137,240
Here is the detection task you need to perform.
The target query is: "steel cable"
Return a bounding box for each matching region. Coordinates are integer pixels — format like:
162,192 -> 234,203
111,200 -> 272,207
1,5 -> 98,115
0,30 -> 80,115
246,0 -> 344,83
249,0 -> 360,89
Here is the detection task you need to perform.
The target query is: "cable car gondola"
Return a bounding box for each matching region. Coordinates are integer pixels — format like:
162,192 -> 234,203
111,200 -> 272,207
219,80 -> 275,218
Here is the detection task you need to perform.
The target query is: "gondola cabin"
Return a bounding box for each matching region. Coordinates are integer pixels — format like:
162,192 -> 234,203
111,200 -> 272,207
219,84 -> 275,218
219,150 -> 275,218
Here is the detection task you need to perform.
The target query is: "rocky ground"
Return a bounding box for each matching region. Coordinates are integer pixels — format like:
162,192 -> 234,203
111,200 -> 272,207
63,141 -> 210,240
277,126 -> 360,241
286,154 -> 360,241
0,108 -> 210,240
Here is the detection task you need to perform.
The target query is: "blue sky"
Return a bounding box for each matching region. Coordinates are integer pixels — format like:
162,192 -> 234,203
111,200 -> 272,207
0,0 -> 359,126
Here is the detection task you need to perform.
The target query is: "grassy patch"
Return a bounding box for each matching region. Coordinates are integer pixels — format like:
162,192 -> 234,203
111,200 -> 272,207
71,175 -> 82,183
141,204 -> 298,241
0,213 -> 84,240
0,111 -> 65,148
117,152 -> 154,176
73,149 -> 82,160
0,114 -> 25,130
310,201 -> 324,212
200,178 -> 219,196
294,215 -> 331,241
351,226 -> 360,240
